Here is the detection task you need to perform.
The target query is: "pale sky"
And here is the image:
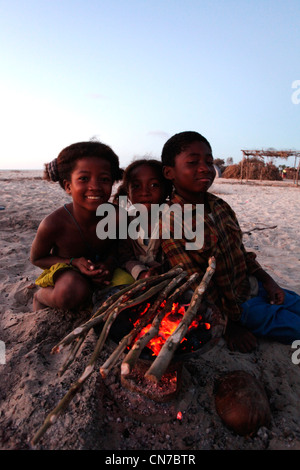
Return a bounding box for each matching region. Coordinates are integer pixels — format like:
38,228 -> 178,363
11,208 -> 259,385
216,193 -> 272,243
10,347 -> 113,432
0,0 -> 299,169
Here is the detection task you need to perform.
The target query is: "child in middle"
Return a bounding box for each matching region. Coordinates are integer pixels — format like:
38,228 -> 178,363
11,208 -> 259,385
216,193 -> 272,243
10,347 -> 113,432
114,159 -> 172,280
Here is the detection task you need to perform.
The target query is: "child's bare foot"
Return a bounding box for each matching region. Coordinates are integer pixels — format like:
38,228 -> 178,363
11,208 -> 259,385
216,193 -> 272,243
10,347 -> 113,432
224,321 -> 257,353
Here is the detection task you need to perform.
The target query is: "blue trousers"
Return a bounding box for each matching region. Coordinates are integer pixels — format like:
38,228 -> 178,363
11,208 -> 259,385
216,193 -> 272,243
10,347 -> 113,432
240,284 -> 300,344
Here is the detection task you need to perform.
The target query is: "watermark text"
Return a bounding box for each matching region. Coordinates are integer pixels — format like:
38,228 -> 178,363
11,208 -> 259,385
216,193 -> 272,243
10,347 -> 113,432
291,340 -> 300,365
96,197 -> 204,250
0,341 -> 6,365
291,80 -> 300,104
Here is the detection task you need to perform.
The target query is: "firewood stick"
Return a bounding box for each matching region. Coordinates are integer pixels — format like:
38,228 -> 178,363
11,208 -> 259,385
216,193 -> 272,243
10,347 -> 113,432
144,257 -> 216,383
32,275 -> 179,446
51,283 -> 137,354
51,280 -> 148,354
55,284 -> 133,371
90,264 -> 183,321
31,267 -> 184,446
57,336 -> 85,377
121,272 -> 199,376
52,266 -> 183,353
92,278 -> 173,366
99,271 -> 188,377
31,373 -> 86,446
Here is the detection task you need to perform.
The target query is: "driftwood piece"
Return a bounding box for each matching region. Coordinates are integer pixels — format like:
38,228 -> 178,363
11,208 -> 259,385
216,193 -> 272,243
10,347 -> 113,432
242,225 -> 277,235
144,257 -> 216,383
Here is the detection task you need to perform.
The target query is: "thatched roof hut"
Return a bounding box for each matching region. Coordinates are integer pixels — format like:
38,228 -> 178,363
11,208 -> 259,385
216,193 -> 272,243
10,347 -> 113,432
222,149 -> 300,184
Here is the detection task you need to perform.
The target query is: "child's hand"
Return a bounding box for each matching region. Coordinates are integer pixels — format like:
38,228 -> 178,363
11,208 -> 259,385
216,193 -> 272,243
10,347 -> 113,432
138,270 -> 153,279
262,277 -> 285,305
138,266 -> 162,279
72,257 -> 109,282
89,261 -> 113,286
254,269 -> 285,305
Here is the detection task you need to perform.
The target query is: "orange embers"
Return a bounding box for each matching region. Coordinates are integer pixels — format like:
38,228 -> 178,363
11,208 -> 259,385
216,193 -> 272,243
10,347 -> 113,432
132,302 -> 210,356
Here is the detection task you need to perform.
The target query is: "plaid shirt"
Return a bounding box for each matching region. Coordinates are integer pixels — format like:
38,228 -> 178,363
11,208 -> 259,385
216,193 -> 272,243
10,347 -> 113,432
160,192 -> 262,321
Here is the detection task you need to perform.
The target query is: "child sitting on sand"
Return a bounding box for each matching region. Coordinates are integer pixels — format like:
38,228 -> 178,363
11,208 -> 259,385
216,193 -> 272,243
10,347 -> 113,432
114,159 -> 172,280
160,131 -> 300,352
31,140 -> 129,311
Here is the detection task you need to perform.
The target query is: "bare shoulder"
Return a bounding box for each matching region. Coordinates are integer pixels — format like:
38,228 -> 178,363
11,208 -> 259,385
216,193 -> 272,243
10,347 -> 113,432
37,206 -> 68,234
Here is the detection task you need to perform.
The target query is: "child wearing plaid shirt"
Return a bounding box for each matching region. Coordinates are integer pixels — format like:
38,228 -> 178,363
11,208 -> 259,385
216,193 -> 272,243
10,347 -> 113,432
160,131 -> 300,352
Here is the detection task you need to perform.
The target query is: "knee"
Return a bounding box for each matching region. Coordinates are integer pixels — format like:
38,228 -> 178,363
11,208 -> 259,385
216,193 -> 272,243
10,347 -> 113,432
55,277 -> 91,310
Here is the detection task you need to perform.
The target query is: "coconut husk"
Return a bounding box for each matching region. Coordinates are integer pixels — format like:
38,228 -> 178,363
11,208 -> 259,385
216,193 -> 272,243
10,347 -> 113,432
214,370 -> 271,436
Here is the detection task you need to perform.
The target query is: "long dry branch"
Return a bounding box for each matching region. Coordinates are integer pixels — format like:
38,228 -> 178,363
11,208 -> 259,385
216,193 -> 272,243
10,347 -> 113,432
31,376 -> 85,446
31,272 -> 183,446
144,257 -> 216,383
57,335 -> 89,377
121,272 -> 199,376
99,270 -> 189,377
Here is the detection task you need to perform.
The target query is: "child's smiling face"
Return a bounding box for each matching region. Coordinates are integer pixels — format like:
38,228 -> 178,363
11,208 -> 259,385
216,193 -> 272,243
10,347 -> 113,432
64,156 -> 113,211
163,141 -> 216,203
128,164 -> 166,209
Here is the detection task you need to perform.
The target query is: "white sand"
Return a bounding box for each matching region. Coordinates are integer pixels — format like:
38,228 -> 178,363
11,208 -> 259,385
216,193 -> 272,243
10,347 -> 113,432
0,171 -> 300,451
209,178 -> 300,295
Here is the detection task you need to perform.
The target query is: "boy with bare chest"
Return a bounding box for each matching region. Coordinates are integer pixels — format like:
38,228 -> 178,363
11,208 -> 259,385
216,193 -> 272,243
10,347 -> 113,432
31,141 -> 125,311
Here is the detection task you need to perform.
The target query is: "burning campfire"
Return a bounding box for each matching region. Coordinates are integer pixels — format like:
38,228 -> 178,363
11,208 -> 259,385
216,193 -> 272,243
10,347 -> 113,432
99,257 -> 217,383
31,257 -> 225,445
107,291 -> 215,407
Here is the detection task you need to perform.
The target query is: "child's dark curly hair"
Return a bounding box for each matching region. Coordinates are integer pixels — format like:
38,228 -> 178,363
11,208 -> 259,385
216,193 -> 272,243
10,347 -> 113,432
161,131 -> 212,167
44,141 -> 123,189
113,158 -> 173,205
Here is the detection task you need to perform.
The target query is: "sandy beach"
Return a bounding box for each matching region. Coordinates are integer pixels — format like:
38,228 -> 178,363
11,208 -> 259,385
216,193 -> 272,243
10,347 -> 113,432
0,170 -> 300,451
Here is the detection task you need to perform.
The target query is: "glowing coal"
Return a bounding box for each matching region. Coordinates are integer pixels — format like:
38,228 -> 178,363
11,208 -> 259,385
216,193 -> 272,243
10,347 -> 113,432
129,301 -> 212,358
